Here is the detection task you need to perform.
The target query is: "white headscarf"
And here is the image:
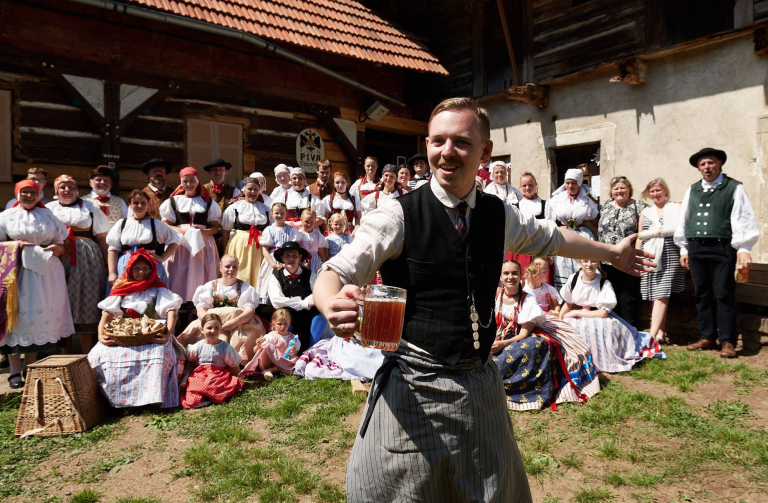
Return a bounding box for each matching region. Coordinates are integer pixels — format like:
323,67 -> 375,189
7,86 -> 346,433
290,167 -> 305,178
251,171 -> 266,181
489,160 -> 506,170
274,164 -> 290,177
552,168 -> 592,197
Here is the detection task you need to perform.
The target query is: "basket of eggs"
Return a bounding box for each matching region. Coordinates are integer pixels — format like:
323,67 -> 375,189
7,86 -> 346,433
103,316 -> 167,347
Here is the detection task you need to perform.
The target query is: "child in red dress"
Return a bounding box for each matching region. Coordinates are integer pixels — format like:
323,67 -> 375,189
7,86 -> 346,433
180,313 -> 243,408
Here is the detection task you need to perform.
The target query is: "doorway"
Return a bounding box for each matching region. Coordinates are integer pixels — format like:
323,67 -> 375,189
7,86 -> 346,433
363,128 -> 419,177
551,142 -> 601,199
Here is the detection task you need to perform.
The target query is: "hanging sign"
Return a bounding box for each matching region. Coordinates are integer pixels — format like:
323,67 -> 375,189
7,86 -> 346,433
296,128 -> 324,173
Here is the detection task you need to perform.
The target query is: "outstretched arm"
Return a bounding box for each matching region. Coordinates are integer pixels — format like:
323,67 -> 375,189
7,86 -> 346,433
557,230 -> 655,277
314,270 -> 363,336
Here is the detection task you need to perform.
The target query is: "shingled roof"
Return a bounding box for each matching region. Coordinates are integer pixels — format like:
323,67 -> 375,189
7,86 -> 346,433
128,0 -> 448,75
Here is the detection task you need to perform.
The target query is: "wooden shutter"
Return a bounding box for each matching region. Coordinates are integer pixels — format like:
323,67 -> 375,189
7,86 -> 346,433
187,119 -> 242,185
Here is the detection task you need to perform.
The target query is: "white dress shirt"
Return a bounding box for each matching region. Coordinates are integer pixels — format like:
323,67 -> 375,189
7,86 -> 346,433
267,267 -> 315,311
322,177 -> 562,287
84,190 -> 129,219
673,173 -> 759,255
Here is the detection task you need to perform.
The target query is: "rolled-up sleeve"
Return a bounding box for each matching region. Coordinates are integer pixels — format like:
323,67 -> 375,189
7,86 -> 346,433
320,199 -> 404,286
504,203 -> 562,257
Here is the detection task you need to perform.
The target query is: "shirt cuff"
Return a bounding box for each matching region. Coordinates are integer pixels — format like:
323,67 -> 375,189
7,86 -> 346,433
737,247 -> 751,255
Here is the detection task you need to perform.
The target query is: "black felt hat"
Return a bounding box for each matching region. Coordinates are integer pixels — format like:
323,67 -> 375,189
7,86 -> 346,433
203,157 -> 232,172
141,158 -> 173,175
689,148 -> 726,167
406,154 -> 427,167
274,241 -> 309,263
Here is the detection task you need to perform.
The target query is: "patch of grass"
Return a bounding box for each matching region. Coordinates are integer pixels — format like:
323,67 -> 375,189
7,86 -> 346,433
561,453 -> 583,470
605,472 -> 626,487
596,440 -> 622,460
0,394 -> 123,499
543,495 -> 563,503
114,498 -> 163,503
572,485 -> 613,503
78,455 -> 135,483
705,400 -> 752,421
629,348 -> 767,392
205,425 -> 260,444
70,488 -> 100,503
316,483 -> 346,503
523,453 -> 558,477
626,472 -> 662,489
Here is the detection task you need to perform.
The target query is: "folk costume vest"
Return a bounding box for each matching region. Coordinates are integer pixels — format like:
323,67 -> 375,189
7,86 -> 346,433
205,182 -> 237,213
379,185 -> 505,364
84,194 -> 124,225
273,267 -> 312,299
170,197 -> 213,226
684,175 -> 740,240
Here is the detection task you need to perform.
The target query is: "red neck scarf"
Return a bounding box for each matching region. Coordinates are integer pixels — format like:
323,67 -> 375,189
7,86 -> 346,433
211,181 -> 224,195
169,167 -> 212,203
109,249 -> 167,298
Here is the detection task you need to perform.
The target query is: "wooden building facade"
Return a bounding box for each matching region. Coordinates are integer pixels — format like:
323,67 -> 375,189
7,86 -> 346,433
0,0 -> 443,201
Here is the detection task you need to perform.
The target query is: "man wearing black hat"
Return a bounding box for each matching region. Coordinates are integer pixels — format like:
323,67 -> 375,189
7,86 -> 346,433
203,158 -> 241,213
267,241 -> 318,354
141,158 -> 174,219
407,153 -> 430,182
674,148 -> 759,358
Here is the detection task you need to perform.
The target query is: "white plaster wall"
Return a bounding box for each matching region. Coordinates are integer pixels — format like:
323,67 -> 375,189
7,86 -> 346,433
487,34 -> 768,261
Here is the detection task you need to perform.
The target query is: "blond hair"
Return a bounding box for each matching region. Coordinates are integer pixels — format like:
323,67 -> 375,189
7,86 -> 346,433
301,208 -> 316,219
271,201 -> 287,212
429,97 -> 491,142
328,213 -> 348,227
525,260 -> 546,280
27,166 -> 47,178
220,254 -> 239,265
640,177 -> 670,201
272,308 -> 291,323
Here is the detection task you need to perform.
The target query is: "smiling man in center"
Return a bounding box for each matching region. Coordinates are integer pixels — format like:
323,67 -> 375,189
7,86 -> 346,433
314,98 -> 654,503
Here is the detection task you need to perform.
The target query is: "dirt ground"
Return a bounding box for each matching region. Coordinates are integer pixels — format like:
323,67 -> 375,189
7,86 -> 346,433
3,341 -> 768,503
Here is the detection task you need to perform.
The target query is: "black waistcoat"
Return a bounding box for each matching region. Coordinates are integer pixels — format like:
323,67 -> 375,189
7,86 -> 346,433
170,197 -> 213,226
274,267 -> 312,299
379,184 -> 505,364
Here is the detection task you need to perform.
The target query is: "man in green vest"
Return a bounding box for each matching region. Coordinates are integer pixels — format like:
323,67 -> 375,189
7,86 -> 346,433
674,148 -> 759,358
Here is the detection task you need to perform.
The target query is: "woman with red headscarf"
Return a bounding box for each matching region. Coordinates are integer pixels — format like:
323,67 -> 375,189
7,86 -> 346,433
46,174 -> 111,353
0,181 -> 73,388
88,250 -> 183,408
159,167 -> 222,302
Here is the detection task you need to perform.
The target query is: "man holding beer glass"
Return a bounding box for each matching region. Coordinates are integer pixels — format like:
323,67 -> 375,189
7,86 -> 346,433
315,98 -> 655,503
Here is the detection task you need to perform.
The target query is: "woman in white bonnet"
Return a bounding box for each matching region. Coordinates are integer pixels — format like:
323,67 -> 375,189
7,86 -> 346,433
545,168 -> 598,288
250,171 -> 272,208
269,164 -> 291,201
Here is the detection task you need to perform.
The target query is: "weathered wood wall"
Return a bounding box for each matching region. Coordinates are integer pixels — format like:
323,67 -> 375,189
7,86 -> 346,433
757,0 -> 768,22
0,0 -> 418,199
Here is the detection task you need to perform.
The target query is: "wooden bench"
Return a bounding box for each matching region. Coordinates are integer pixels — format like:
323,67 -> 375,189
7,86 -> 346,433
736,263 -> 768,350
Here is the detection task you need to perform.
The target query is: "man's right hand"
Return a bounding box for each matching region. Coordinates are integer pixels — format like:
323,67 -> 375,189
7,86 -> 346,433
324,284 -> 363,337
680,255 -> 689,271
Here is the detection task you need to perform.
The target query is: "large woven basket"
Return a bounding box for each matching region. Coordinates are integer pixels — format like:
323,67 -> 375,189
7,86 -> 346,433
15,355 -> 106,437
106,325 -> 167,347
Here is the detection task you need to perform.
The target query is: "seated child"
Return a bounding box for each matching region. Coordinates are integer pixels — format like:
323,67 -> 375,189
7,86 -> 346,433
326,213 -> 352,258
240,309 -> 300,381
180,313 -> 244,409
523,257 -> 562,316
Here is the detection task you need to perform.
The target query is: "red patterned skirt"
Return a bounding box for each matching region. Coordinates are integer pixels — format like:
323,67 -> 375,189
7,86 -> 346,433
180,365 -> 243,409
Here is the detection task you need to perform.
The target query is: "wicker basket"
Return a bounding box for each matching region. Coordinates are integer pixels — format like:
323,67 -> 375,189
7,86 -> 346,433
15,355 -> 106,437
105,317 -> 167,347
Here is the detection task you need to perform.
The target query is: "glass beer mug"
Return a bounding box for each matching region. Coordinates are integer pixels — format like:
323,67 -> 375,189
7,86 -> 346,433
357,285 -> 407,351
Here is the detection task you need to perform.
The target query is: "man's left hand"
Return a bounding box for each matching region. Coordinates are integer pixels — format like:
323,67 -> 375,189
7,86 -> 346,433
611,234 -> 656,277
737,252 -> 752,269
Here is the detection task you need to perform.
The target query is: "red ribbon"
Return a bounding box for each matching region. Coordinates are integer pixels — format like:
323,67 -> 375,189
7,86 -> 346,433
96,196 -> 110,203
66,226 -> 77,267
247,226 -> 261,246
99,206 -> 110,216
288,273 -> 300,279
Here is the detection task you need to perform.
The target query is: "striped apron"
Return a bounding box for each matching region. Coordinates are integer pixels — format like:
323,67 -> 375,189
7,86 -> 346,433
347,340 -> 532,503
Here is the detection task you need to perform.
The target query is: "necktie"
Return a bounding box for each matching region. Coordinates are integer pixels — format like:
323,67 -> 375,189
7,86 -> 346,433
456,201 -> 468,242
96,196 -> 110,203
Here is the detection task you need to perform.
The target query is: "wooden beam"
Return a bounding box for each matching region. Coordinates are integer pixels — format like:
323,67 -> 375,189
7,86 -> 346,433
118,81 -> 178,131
495,0 -> 521,87
609,58 -> 647,85
645,0 -> 664,51
521,0 -> 534,83
506,83 -> 548,107
316,112 -> 361,168
43,65 -> 107,134
471,0 -> 486,97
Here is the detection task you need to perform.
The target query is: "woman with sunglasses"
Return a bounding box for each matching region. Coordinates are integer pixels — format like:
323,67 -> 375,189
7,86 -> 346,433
597,176 -> 648,327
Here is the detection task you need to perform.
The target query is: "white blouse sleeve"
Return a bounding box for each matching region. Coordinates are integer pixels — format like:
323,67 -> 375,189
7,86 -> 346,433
237,282 -> 259,309
98,295 -> 124,317
311,196 -> 326,222
156,220 -> 182,245
159,199 -> 175,223
518,294 -> 547,326
106,219 -> 125,251
595,280 -> 618,311
224,343 -> 243,367
559,275 -> 575,304
155,288 -> 184,317
547,283 -> 563,305
187,342 -> 201,364
89,202 -> 113,235
259,228 -> 274,247
585,197 -> 599,221
51,215 -> 70,244
318,232 -> 328,249
221,205 -> 236,231
207,200 -> 222,223
192,282 -> 215,309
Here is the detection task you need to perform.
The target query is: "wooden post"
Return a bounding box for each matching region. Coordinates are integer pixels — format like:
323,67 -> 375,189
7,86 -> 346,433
496,0 -> 521,87
472,0 -> 487,97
